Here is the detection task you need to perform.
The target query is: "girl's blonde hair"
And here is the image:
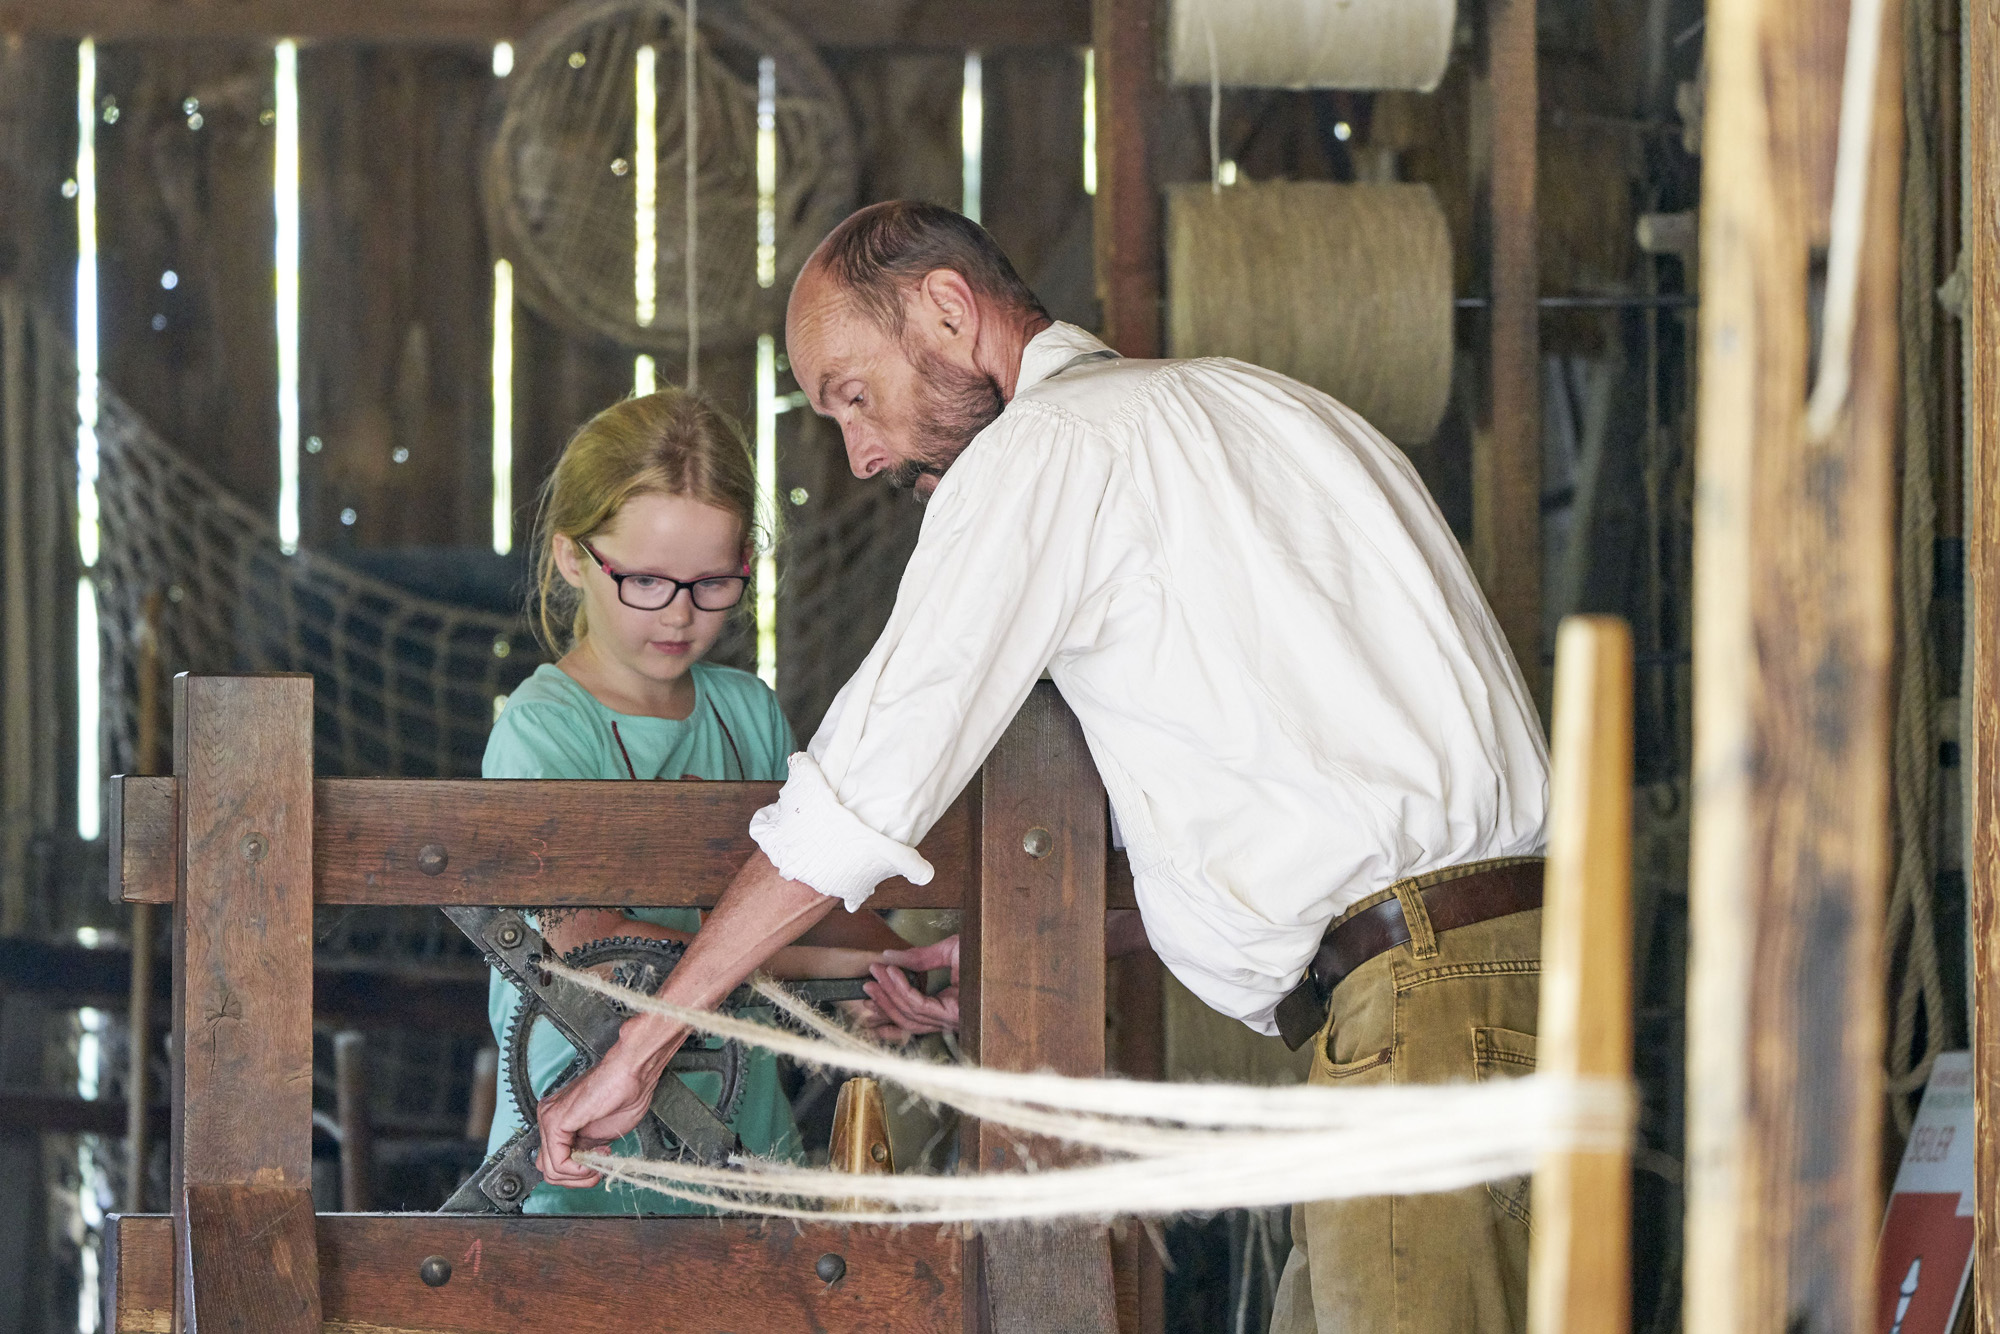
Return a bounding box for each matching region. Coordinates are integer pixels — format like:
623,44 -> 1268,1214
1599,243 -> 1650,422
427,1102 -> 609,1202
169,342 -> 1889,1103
530,389 -> 762,654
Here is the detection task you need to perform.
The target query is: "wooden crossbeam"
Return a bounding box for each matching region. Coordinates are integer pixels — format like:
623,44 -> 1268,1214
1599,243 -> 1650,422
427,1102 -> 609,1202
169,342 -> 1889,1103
107,1213 -> 965,1334
0,0 -> 1089,47
111,774 -> 1140,911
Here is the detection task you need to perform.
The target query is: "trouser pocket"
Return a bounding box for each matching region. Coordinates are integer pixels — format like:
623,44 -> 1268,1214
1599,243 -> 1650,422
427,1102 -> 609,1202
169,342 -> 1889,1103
1473,1025 -> 1538,1225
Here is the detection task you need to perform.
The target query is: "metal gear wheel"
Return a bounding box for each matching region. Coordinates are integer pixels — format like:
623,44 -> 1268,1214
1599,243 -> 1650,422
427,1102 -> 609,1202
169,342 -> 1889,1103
503,934 -> 750,1150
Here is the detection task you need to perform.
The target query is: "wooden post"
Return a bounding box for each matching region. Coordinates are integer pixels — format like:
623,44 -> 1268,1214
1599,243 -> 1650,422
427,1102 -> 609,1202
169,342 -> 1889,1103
1966,0 -> 2000,1323
1477,0 -> 1543,700
334,1031 -> 373,1213
1684,1 -> 1903,1330
124,589 -> 165,1216
960,682 -> 1117,1334
1528,616 -> 1632,1334
171,674 -> 321,1333
1091,0 -> 1161,359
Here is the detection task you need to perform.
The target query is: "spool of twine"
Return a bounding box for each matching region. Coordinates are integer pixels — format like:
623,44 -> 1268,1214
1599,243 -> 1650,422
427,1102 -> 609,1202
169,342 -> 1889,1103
1168,0 -> 1456,92
1166,180 -> 1455,447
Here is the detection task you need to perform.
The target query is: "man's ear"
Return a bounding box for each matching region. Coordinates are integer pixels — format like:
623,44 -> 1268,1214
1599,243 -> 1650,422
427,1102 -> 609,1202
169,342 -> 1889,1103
917,268 -> 981,350
553,534 -> 587,590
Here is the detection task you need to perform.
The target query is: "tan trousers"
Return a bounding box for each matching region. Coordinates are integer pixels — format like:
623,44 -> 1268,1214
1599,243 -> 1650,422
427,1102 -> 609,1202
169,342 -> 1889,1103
1269,870 -> 1543,1334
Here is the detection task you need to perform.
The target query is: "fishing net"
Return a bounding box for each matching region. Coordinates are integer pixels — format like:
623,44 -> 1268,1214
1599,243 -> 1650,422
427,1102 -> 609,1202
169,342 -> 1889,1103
485,0 -> 858,355
91,375 -> 541,781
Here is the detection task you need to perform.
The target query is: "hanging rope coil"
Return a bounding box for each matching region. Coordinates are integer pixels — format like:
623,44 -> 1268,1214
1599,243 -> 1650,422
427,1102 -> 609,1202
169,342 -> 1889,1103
549,961 -> 1632,1225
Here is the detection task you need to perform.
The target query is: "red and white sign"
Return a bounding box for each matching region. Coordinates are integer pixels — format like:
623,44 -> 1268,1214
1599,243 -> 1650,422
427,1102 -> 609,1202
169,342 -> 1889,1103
1875,1051 -> 1974,1334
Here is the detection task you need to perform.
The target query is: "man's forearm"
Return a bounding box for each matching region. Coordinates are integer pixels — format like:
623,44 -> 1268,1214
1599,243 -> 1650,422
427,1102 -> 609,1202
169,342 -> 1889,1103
615,850 -> 840,1085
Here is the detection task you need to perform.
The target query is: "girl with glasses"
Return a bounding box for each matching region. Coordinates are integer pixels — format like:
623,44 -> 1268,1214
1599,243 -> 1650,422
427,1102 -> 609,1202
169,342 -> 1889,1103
481,388 -> 911,1215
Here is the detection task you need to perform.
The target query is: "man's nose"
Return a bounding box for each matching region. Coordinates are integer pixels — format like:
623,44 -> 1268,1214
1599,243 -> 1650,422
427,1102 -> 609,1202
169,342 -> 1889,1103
843,426 -> 887,480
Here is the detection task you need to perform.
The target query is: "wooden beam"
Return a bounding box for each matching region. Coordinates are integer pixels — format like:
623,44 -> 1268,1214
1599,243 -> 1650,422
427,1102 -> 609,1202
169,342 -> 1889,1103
1684,0 -> 1903,1329
0,0 -> 1089,47
170,674 -> 321,1333
960,681 -> 1117,1334
1527,616 -> 1631,1334
108,1212 -> 966,1334
113,775 -> 1140,910
1967,0 -> 2000,1322
1476,0 -> 1543,701
1090,0 -> 1160,358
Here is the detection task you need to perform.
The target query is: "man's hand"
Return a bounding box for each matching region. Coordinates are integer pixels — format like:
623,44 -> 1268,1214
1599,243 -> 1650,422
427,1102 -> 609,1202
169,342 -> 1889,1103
864,936 -> 960,1036
535,1017 -> 687,1188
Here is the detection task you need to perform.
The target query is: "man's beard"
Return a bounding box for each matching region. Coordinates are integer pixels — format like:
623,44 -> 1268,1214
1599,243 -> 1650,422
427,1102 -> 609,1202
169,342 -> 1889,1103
885,350 -> 1005,499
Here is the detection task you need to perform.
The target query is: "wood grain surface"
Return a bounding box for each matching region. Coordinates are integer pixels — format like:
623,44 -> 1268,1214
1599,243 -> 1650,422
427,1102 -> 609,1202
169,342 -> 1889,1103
1684,2 -> 1903,1330
184,1184 -> 322,1334
114,774 -> 1140,911
1527,617 -> 1632,1334
4,0 -> 1089,46
1968,0 -> 1998,1323
960,682 -> 1117,1334
1090,0 -> 1161,360
1475,0 -> 1543,703
110,1213 -> 965,1334
172,674 -> 322,1331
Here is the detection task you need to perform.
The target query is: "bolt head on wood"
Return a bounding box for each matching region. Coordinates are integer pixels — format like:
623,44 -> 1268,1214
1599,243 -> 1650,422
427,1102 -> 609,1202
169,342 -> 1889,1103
239,832 -> 268,862
418,1255 -> 452,1287
416,844 -> 449,875
1022,827 -> 1053,859
815,1252 -> 846,1285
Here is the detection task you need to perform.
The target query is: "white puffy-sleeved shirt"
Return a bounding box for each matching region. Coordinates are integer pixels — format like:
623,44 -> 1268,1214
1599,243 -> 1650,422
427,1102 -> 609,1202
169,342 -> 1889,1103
750,322 -> 1549,1033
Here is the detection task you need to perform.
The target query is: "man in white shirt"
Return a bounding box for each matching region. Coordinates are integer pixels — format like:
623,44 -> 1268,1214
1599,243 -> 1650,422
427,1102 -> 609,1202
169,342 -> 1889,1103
536,201 -> 1549,1333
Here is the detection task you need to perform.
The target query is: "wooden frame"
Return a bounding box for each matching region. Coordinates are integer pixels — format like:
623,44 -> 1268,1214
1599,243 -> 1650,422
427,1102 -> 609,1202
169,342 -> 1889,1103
105,676 -> 1122,1334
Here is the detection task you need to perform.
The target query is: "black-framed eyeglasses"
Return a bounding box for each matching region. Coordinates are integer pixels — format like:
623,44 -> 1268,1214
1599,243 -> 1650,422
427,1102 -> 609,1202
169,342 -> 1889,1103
575,538 -> 749,612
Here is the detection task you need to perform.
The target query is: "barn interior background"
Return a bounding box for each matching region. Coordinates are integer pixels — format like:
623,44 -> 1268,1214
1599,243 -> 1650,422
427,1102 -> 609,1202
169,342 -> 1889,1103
0,0 -> 1968,1330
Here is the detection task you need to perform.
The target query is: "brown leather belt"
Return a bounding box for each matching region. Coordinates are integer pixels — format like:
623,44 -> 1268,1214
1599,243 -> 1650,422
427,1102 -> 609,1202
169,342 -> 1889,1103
1273,858 -> 1545,1050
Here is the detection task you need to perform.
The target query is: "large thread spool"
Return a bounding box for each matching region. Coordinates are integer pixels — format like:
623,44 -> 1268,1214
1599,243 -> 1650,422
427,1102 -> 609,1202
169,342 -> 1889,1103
1166,181 -> 1455,447
1168,0 -> 1457,92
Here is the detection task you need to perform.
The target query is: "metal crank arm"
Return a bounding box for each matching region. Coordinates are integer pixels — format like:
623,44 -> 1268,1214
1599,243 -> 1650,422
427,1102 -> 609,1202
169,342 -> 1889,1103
444,905 -> 627,1058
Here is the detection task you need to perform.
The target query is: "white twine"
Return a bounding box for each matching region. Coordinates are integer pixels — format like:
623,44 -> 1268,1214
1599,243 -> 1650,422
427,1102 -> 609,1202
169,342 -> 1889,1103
1803,0 -> 1888,441
546,961 -> 1632,1224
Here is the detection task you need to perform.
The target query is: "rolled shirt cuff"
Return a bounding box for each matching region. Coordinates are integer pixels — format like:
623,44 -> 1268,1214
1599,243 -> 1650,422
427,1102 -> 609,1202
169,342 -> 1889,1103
747,753 -> 936,911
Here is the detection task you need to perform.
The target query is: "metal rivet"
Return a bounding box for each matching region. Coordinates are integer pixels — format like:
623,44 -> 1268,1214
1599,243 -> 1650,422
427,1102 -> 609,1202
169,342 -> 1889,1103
870,1141 -> 889,1163
417,844 -> 449,876
815,1252 -> 846,1285
490,1172 -> 523,1201
495,923 -> 524,950
240,832 -> 268,863
418,1255 -> 452,1287
1022,827 -> 1053,859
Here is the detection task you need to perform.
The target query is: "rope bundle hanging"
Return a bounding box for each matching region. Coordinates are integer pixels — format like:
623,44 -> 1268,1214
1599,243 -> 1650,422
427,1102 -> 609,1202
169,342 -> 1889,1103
1167,0 -> 1457,92
483,0 -> 857,357
551,962 -> 1633,1225
1166,181 -> 1456,447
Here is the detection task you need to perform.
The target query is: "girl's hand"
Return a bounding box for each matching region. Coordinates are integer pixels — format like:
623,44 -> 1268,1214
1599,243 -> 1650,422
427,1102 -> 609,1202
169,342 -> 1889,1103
864,936 -> 960,1037
835,996 -> 918,1046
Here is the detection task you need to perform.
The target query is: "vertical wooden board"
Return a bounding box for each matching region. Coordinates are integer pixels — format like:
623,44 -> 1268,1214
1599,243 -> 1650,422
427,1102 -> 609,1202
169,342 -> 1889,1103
1527,616 -> 1631,1334
94,42 -> 278,513
297,44 -> 494,551
170,674 -> 316,1200
961,683 -> 1114,1334
509,305 -> 633,538
1475,0 -> 1542,702
1686,1 -> 1903,1331
1090,0 -> 1160,357
981,48 -> 1094,324
827,49 -> 964,210
183,1183 -> 320,1334
1968,0 -> 1999,1324
0,37 -> 81,323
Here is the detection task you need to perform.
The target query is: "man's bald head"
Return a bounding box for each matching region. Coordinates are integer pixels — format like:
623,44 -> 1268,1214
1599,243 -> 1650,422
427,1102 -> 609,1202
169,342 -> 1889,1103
796,200 -> 1048,338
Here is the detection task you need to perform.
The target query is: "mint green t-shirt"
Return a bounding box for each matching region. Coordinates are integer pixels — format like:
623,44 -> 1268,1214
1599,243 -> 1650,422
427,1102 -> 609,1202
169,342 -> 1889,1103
481,660 -> 801,1214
